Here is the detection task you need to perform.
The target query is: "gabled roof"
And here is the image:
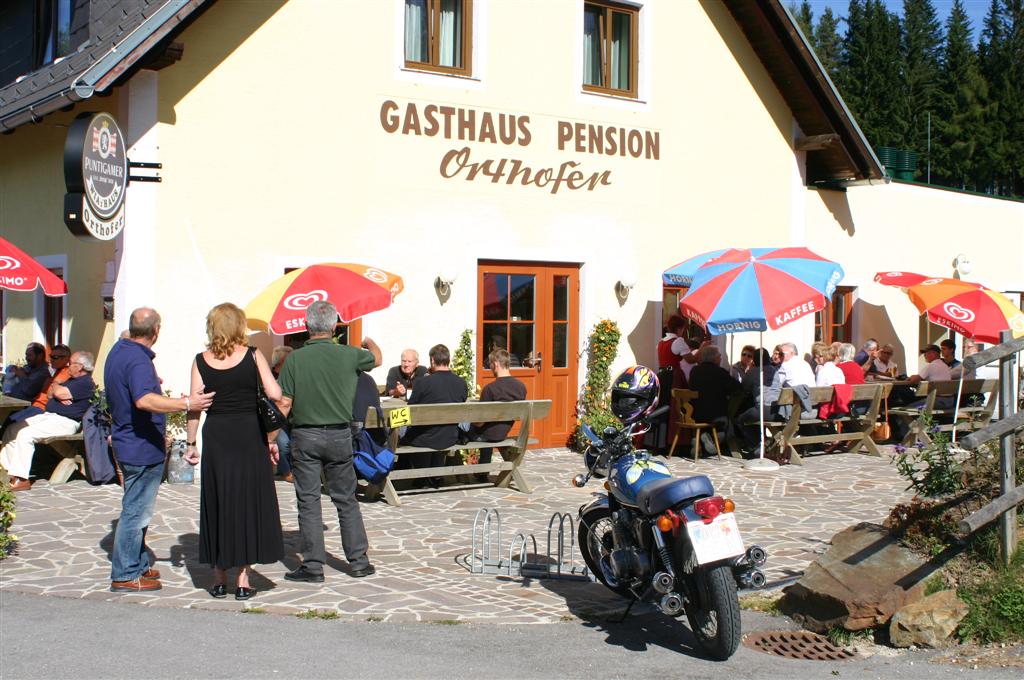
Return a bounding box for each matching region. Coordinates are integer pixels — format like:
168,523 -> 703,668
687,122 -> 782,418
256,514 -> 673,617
0,0 -> 211,132
723,0 -> 885,183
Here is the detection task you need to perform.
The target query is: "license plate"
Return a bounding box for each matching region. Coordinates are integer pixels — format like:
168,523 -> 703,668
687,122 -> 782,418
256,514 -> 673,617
686,513 -> 745,565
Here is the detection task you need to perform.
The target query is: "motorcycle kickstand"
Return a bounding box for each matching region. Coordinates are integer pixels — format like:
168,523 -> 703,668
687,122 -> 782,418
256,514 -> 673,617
607,597 -> 638,624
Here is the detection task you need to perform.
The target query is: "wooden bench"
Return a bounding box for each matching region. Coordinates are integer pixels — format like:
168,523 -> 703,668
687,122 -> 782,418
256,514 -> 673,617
889,379 -> 998,447
362,399 -> 552,506
763,383 -> 890,465
35,433 -> 89,483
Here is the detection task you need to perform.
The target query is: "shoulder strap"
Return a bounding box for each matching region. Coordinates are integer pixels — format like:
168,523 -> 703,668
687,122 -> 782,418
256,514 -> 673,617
249,347 -> 267,398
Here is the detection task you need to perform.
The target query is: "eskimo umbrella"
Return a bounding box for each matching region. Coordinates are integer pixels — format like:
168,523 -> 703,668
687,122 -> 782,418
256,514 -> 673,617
245,263 -> 403,335
874,271 -> 1024,343
0,237 -> 67,296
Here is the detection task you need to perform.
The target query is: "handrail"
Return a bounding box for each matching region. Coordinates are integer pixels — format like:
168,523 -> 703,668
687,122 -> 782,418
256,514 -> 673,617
957,485 -> 1024,536
963,335 -> 1024,370
959,413 -> 1024,450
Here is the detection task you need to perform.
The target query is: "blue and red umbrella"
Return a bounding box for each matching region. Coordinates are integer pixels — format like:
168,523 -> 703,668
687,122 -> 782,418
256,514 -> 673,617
679,247 -> 844,335
662,249 -> 730,287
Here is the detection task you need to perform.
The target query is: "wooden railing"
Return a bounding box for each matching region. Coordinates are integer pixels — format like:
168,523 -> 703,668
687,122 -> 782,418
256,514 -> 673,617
956,331 -> 1024,566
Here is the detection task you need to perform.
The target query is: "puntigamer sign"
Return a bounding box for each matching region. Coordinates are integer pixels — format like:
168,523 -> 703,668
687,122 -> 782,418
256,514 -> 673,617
64,112 -> 128,241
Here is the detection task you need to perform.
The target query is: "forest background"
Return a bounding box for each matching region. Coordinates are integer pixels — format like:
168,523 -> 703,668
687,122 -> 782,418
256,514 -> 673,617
789,0 -> 1023,198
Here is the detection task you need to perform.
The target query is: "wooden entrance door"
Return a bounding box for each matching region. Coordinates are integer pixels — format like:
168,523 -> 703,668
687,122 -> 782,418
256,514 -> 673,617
477,262 -> 580,448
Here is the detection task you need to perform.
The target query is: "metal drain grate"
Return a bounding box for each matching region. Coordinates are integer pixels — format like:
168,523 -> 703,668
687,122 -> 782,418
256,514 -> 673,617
743,630 -> 856,661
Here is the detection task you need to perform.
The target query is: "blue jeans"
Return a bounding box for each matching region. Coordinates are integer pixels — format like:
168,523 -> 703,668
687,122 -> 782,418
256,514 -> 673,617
110,461 -> 163,581
276,427 -> 292,476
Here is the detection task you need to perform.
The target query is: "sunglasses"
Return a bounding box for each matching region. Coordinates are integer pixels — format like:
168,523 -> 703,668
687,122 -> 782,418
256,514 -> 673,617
50,354 -> 70,360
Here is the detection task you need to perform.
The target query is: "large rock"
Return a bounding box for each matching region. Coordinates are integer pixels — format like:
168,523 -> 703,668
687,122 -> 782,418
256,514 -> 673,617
779,522 -> 928,632
889,590 -> 969,648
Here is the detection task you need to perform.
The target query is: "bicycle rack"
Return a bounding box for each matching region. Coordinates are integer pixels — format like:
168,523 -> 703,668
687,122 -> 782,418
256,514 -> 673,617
464,508 -> 591,581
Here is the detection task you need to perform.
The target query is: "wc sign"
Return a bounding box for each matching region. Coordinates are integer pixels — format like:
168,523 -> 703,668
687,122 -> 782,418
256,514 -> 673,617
63,112 -> 128,241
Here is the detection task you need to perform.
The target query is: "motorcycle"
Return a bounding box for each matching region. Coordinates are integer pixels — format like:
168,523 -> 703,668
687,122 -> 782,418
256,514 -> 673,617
574,406 -> 767,661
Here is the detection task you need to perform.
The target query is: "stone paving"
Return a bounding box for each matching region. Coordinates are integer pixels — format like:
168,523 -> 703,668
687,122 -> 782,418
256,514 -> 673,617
0,448 -> 914,622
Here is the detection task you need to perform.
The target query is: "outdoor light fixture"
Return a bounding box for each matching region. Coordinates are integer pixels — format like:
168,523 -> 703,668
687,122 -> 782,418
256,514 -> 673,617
616,273 -> 637,300
953,253 -> 972,278
435,268 -> 458,296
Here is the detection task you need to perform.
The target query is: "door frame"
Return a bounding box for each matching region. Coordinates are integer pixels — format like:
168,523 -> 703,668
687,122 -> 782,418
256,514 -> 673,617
477,259 -> 581,448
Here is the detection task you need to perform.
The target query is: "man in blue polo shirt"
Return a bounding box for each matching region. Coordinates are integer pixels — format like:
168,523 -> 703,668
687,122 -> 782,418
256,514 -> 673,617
104,307 -> 213,592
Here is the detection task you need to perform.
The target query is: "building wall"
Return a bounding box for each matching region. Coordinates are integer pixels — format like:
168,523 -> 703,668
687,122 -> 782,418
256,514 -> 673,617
140,0 -> 801,391
2,0 -> 1021,397
0,107 -> 116,373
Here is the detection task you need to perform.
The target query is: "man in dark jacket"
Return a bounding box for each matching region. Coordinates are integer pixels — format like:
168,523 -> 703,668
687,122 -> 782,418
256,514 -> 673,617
687,345 -> 740,454
402,344 -> 468,483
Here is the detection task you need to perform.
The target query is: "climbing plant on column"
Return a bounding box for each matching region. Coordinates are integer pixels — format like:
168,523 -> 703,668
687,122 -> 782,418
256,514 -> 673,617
573,319 -> 621,451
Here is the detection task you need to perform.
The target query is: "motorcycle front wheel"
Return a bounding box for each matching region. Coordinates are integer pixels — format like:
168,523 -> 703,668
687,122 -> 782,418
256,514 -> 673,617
577,506 -> 632,598
684,563 -> 742,661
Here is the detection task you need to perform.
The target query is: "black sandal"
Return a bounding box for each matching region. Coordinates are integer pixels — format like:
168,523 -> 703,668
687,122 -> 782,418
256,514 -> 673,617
208,584 -> 227,599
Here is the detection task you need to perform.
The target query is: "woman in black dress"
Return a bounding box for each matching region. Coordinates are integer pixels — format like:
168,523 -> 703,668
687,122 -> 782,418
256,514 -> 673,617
184,303 -> 284,600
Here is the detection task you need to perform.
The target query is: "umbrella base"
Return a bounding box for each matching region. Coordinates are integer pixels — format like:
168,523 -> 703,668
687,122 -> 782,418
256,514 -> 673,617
743,457 -> 780,472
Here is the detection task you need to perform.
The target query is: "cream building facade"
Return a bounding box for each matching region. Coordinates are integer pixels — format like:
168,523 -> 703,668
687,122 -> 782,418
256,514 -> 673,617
1,0 -> 1022,446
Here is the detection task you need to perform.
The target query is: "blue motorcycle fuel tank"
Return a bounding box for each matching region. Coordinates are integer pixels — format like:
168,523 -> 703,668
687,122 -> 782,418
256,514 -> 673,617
608,450 -> 672,507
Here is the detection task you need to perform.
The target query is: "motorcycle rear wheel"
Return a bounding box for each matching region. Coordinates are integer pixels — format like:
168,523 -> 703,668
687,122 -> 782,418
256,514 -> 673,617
684,563 -> 741,661
577,507 -> 633,598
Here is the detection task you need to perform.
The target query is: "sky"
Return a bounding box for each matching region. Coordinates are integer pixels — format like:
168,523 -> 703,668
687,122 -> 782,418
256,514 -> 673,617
805,1 -> 994,40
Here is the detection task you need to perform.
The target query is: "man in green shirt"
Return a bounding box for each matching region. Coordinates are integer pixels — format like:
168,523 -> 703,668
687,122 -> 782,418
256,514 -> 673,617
277,301 -> 381,582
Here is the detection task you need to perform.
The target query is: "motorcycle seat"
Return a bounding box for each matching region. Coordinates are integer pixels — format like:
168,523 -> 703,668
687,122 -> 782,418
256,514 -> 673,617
636,475 -> 714,515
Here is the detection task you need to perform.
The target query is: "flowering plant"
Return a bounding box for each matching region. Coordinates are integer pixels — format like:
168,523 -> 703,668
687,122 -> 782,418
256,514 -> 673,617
572,319 -> 621,450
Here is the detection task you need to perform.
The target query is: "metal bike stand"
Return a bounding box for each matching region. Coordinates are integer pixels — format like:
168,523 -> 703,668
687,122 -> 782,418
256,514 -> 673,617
464,508 -> 591,581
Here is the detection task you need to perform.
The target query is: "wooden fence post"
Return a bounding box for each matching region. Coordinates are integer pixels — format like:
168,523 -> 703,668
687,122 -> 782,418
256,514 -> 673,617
998,330 -> 1019,567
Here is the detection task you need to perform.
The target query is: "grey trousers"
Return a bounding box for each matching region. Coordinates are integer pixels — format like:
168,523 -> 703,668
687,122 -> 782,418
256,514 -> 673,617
290,427 -> 370,573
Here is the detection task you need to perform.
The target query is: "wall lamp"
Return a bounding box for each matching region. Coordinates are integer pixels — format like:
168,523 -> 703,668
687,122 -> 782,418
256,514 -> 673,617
616,274 -> 637,300
953,253 -> 972,278
435,268 -> 458,296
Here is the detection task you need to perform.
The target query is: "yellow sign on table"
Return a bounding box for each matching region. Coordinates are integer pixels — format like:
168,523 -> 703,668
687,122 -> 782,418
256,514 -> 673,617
389,406 -> 411,428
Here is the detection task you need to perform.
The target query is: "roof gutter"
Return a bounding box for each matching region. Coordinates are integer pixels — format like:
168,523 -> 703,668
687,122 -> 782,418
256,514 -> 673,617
0,0 -> 202,132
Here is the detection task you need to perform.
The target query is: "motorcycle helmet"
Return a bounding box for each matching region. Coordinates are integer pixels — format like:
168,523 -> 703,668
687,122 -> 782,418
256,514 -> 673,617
610,365 -> 660,424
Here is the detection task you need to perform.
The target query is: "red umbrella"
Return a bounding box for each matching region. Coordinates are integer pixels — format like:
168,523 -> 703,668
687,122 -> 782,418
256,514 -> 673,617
245,263 -> 403,335
0,237 -> 67,296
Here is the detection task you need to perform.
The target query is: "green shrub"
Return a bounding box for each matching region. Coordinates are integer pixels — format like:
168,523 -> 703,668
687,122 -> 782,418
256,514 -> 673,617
0,473 -> 16,559
572,319 -> 620,451
957,548 -> 1024,644
891,417 -> 963,498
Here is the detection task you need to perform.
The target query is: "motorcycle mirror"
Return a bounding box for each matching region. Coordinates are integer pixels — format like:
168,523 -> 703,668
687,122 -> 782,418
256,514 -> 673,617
646,405 -> 670,421
571,474 -> 588,488
581,424 -> 601,444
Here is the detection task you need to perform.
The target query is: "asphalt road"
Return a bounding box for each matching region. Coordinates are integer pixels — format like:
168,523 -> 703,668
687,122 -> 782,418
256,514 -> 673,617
0,590 -> 1013,679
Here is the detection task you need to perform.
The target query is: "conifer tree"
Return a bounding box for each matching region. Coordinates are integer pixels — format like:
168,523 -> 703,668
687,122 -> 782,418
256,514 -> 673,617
791,1 -> 815,43
900,0 -> 943,167
933,0 -> 986,188
813,8 -> 843,79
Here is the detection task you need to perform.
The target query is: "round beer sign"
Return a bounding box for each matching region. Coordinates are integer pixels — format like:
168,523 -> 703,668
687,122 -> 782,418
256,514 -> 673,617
64,112 -> 128,241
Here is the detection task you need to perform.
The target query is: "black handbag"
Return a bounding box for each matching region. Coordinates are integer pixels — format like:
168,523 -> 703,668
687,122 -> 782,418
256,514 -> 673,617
251,348 -> 287,432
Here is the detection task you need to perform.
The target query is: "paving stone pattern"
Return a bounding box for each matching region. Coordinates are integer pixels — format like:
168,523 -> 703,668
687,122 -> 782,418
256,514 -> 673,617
0,449 -> 913,622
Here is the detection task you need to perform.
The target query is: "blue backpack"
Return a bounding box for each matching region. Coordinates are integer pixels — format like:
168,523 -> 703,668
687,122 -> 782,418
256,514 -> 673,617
353,407 -> 395,484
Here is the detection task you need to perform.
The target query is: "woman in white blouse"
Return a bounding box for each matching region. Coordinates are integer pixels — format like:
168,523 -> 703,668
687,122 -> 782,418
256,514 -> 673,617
812,341 -> 846,387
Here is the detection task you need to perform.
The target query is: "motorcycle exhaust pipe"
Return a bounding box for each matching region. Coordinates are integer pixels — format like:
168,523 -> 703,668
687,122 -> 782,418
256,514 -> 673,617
747,545 -> 768,567
659,592 -> 684,616
747,569 -> 767,589
652,571 -> 674,594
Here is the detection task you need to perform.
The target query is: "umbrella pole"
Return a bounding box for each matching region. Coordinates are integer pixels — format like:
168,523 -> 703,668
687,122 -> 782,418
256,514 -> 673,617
744,330 -> 779,471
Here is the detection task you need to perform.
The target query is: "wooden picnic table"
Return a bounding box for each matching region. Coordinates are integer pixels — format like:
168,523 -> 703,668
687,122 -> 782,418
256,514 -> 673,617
0,395 -> 30,423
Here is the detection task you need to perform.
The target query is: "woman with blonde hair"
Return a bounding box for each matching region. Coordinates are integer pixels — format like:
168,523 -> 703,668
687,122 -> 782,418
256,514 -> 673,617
812,341 -> 845,387
184,303 -> 284,600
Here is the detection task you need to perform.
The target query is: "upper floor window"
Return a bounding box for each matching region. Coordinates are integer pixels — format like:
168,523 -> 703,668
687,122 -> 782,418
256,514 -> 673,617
0,0 -> 89,87
583,1 -> 638,98
404,0 -> 472,76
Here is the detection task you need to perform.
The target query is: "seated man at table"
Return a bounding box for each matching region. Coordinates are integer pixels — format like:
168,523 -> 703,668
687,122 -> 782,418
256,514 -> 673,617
2,345 -> 72,433
688,345 -> 741,454
3,342 -> 50,402
385,349 -> 427,398
401,344 -> 468,485
940,338 -> 962,371
469,349 -> 527,480
867,343 -> 898,378
853,339 -> 879,370
736,342 -> 815,453
0,351 -> 96,491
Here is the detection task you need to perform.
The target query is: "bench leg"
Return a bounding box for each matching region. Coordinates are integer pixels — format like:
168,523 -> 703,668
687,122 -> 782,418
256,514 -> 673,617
854,433 -> 882,457
381,478 -> 402,507
495,448 -> 531,493
787,444 -> 803,466
49,457 -> 80,484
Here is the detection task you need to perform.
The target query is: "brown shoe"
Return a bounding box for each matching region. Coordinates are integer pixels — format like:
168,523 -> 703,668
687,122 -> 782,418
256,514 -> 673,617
110,576 -> 162,592
8,476 -> 31,492
142,568 -> 161,579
